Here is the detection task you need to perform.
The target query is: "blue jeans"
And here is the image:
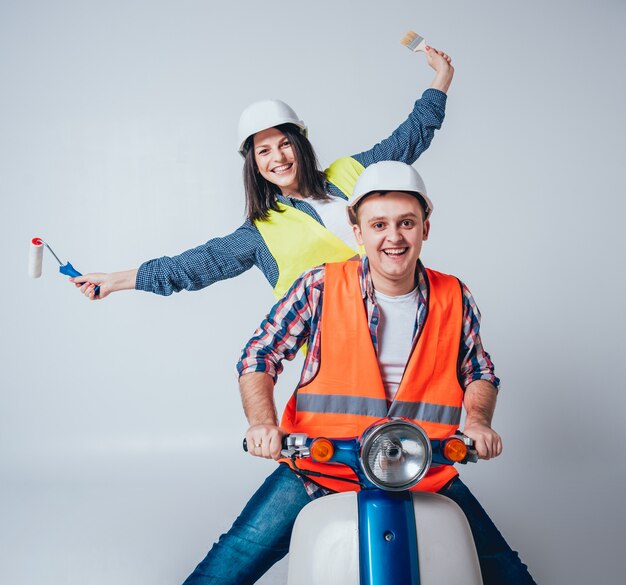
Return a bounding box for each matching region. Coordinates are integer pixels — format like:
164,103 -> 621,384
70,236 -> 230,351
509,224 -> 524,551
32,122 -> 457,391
183,465 -> 536,585
182,464 -> 313,585
439,478 -> 536,584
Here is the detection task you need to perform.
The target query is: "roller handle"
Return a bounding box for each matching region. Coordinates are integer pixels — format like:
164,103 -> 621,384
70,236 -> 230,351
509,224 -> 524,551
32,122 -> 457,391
60,262 -> 101,296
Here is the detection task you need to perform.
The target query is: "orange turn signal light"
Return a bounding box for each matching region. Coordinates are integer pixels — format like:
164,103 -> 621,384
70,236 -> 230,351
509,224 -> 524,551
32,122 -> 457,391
310,438 -> 335,462
443,438 -> 467,462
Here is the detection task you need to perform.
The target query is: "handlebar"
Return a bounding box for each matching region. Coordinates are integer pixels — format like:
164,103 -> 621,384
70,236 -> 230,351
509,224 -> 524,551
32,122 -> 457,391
243,432 -> 478,464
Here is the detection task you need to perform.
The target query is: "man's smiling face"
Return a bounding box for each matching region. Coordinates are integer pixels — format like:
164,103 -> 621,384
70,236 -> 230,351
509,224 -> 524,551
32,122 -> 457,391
352,191 -> 430,296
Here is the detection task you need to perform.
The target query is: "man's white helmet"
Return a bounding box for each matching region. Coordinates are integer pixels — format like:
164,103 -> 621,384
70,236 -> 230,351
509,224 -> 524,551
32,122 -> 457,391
237,99 -> 307,157
347,161 -> 433,224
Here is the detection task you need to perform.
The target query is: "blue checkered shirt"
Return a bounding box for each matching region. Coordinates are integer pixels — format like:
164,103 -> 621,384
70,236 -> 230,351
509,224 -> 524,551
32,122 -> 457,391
136,89 -> 447,294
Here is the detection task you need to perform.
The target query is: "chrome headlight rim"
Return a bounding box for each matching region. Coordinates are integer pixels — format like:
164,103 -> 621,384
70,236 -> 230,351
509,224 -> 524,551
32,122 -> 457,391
359,418 -> 432,491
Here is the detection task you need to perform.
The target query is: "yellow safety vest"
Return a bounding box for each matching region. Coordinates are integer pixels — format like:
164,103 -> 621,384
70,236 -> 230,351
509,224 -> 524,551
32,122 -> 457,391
255,157 -> 366,299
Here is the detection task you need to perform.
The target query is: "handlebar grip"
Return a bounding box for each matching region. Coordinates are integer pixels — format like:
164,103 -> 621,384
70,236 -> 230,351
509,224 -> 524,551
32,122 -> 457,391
466,448 -> 479,463
242,436 -> 290,452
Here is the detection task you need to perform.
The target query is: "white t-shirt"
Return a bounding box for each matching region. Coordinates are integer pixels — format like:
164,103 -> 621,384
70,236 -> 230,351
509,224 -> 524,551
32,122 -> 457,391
375,287 -> 419,402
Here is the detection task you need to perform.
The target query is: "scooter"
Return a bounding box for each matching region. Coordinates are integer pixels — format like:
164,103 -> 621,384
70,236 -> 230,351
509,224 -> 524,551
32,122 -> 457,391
279,418 -> 483,585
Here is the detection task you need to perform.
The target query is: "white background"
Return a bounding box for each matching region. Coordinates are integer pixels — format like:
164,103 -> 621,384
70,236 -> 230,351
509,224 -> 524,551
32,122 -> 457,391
1,1 -> 625,583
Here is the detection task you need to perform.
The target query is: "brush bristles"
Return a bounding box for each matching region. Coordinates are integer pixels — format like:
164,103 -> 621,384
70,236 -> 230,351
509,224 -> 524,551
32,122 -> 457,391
400,30 -> 425,51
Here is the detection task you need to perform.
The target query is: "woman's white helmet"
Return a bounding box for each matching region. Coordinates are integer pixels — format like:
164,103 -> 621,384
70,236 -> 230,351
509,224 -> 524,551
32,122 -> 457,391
237,99 -> 307,157
347,161 -> 433,224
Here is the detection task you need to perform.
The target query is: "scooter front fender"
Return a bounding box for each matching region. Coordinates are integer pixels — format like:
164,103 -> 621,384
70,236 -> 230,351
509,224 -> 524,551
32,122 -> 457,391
287,491 -> 482,585
288,492 -> 360,585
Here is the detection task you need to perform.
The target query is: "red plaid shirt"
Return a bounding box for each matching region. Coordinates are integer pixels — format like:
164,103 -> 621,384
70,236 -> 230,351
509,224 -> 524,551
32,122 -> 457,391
237,258 -> 499,391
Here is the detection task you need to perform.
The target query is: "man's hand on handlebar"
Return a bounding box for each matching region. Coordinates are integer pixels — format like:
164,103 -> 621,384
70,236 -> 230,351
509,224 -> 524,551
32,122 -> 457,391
245,424 -> 287,460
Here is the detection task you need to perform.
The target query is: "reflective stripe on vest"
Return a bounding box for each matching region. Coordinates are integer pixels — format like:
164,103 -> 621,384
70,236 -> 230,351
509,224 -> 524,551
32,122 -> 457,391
280,260 -> 464,493
296,394 -> 462,426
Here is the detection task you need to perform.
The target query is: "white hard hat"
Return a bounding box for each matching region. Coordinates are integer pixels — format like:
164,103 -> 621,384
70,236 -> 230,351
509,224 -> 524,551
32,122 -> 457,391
347,161 -> 433,223
237,99 -> 307,156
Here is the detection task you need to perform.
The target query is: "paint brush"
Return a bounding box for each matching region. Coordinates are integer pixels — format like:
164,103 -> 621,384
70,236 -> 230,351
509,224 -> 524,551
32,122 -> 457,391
400,30 -> 427,53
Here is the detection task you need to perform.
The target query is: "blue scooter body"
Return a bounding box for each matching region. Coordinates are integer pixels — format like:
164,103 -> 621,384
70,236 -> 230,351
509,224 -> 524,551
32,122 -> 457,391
285,431 -> 483,585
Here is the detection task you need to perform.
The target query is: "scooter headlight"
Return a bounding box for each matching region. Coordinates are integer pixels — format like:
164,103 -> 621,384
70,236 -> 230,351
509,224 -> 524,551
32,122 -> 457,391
360,419 -> 432,491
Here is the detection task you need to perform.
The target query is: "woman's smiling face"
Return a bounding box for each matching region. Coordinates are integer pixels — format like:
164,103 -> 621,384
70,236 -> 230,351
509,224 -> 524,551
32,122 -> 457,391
253,127 -> 299,195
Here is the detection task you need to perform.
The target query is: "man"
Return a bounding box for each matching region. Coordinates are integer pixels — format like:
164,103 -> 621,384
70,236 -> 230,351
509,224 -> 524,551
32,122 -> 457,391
183,161 -> 535,585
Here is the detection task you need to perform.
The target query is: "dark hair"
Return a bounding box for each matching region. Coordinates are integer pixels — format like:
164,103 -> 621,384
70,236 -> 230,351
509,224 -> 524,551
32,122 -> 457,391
242,123 -> 329,222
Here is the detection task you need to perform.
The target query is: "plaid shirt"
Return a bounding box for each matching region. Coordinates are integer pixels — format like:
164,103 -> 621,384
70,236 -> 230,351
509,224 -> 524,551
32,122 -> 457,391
237,258 -> 500,391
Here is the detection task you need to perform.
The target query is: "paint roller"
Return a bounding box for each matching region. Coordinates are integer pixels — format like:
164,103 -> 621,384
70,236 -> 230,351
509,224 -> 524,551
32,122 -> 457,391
29,237 -> 100,295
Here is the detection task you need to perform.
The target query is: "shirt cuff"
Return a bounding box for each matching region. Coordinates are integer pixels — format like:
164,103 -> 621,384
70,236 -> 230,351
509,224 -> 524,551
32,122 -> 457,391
237,360 -> 278,383
463,373 -> 501,392
135,261 -> 153,292
421,87 -> 447,106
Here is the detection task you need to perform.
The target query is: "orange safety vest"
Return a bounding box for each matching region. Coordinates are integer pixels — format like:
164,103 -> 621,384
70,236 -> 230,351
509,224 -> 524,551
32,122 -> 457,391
280,260 -> 465,493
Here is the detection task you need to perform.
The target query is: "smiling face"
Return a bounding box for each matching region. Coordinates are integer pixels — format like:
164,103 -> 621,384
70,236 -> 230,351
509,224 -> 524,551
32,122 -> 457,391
352,191 -> 430,296
253,127 -> 299,195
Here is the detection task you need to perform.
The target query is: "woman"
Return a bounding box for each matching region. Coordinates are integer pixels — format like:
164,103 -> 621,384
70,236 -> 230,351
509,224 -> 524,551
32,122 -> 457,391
72,47 -> 453,301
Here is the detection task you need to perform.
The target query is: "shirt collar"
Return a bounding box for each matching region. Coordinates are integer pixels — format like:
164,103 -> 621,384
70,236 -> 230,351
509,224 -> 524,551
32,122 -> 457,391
358,256 -> 428,303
